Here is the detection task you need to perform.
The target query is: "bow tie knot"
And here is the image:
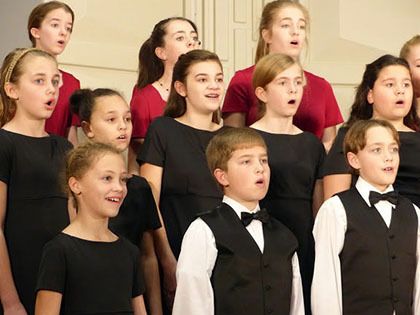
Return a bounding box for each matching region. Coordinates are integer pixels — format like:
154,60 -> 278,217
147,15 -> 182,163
241,208 -> 270,226
369,191 -> 398,206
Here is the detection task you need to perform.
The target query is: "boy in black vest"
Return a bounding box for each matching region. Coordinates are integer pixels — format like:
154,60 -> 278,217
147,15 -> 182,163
312,119 -> 420,315
172,127 -> 304,315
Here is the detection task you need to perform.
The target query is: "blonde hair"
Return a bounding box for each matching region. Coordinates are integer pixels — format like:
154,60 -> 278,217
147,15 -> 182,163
206,127 -> 267,174
252,53 -> 302,116
400,35 -> 420,60
0,48 -> 57,126
255,0 -> 310,63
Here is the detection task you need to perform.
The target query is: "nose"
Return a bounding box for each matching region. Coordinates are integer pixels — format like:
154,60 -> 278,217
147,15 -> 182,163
118,118 -> 127,130
383,150 -> 394,162
289,81 -> 298,94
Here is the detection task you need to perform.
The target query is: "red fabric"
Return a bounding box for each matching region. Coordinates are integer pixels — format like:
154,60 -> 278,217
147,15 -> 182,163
222,65 -> 344,139
130,84 -> 166,139
45,70 -> 80,136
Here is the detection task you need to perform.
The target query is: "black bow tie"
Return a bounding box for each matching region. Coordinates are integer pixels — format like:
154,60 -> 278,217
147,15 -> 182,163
369,191 -> 398,206
241,208 -> 269,226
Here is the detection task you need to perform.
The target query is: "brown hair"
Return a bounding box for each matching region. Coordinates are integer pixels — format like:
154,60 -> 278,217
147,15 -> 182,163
164,49 -> 222,123
64,142 -> 123,209
206,127 -> 267,175
255,0 -> 309,63
344,119 -> 400,163
0,48 -> 57,127
252,52 -> 302,116
28,1 -> 75,47
346,54 -> 420,131
400,35 -> 420,60
136,17 -> 198,89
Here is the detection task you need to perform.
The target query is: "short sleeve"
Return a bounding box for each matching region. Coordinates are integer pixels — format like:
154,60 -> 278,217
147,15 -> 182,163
222,70 -> 253,114
321,127 -> 351,176
0,132 -> 13,184
137,118 -> 167,166
130,86 -> 150,139
141,180 -> 161,231
321,79 -> 343,128
315,139 -> 327,179
36,240 -> 66,293
131,246 -> 145,297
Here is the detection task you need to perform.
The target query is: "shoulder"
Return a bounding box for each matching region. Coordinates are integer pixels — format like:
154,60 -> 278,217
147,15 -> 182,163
49,134 -> 73,151
132,84 -> 158,98
127,174 -> 150,190
60,70 -> 80,86
304,70 -> 330,86
0,129 -> 15,145
230,65 -> 255,82
149,116 -> 173,129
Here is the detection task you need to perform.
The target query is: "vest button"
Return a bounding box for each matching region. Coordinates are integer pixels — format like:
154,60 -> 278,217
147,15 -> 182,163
267,308 -> 274,314
389,234 -> 395,239
263,263 -> 269,268
394,298 -> 399,303
265,285 -> 272,291
392,255 -> 397,259
393,277 -> 398,282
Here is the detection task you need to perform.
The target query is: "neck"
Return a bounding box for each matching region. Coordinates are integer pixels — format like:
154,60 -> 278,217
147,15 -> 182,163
158,68 -> 173,89
68,211 -> 113,241
387,119 -> 409,132
3,115 -> 47,137
252,114 -> 297,134
177,110 -> 216,131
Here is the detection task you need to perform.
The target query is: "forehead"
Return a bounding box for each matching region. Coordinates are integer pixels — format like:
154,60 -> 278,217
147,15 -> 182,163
165,19 -> 195,34
231,145 -> 267,157
94,94 -> 129,112
377,64 -> 410,79
91,153 -> 125,172
20,55 -> 58,74
408,43 -> 420,58
274,5 -> 305,21
364,126 -> 397,144
272,63 -> 302,79
188,60 -> 222,75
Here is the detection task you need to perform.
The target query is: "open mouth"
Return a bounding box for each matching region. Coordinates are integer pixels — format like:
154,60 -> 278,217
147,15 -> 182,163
383,167 -> 394,172
396,100 -> 404,105
117,135 -> 127,140
58,40 -> 65,45
288,99 -> 296,105
205,94 -> 219,99
290,40 -> 299,46
106,197 -> 121,203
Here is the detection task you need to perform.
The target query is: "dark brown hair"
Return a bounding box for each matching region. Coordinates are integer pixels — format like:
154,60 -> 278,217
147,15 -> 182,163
346,54 -> 420,131
28,1 -> 75,47
136,17 -> 198,89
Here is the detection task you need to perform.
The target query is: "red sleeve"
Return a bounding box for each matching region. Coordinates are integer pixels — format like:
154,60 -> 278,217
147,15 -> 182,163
130,86 -> 155,139
222,69 -> 254,114
70,78 -> 81,126
322,79 -> 343,128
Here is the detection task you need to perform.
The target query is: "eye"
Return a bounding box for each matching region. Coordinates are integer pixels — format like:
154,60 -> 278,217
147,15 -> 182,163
106,117 -> 115,122
281,23 -> 290,28
261,158 -> 268,164
103,175 -> 112,182
385,83 -> 394,88
198,77 -> 207,83
121,176 -> 129,184
279,80 -> 287,86
241,159 -> 250,165
403,82 -> 411,88
299,24 -> 306,30
52,79 -> 60,87
217,77 -> 224,83
176,35 -> 185,42
391,146 -> 399,153
51,23 -> 59,28
66,26 -> 72,32
371,147 -> 381,153
34,78 -> 44,85
296,79 -> 303,86
125,116 -> 132,122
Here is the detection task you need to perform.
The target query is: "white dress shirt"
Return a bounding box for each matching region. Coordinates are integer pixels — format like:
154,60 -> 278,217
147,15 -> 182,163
311,177 -> 420,315
172,195 -> 305,315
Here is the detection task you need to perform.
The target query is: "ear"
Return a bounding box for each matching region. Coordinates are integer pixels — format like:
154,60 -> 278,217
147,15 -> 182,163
81,121 -> 94,139
174,80 -> 187,97
261,28 -> 272,44
4,82 -> 19,100
213,168 -> 229,187
154,46 -> 167,61
367,89 -> 374,104
346,152 -> 361,170
68,176 -> 81,195
30,27 -> 41,40
255,86 -> 267,104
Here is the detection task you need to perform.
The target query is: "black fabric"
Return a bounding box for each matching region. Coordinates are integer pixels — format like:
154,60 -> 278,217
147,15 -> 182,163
109,175 -> 161,245
323,126 -> 420,207
257,130 -> 325,314
338,188 -> 417,315
369,190 -> 398,205
240,208 -> 269,226
0,129 -> 71,315
36,233 -> 143,315
138,117 -> 224,257
201,203 -> 298,315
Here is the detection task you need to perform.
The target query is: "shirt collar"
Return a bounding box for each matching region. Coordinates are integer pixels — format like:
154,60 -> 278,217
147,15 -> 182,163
222,195 -> 260,219
355,176 -> 394,207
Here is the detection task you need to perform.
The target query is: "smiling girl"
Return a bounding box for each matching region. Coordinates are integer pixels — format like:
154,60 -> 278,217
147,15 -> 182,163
0,48 -> 72,315
28,1 -> 80,145
222,0 -> 343,151
323,54 -> 420,206
35,142 -> 147,315
139,49 -> 225,310
251,53 -> 325,313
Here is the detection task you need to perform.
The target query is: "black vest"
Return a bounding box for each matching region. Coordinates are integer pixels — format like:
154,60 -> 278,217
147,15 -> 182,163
201,203 -> 298,315
338,188 -> 417,315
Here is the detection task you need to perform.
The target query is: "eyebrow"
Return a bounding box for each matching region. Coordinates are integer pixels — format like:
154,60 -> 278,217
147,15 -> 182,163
194,72 -> 223,77
172,30 -> 197,35
279,17 -> 306,23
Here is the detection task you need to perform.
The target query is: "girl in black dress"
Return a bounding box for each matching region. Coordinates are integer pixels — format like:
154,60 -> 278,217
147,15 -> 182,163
35,142 -> 146,315
139,50 -> 225,310
323,55 -> 420,206
250,53 -> 324,314
69,88 -> 162,315
0,48 -> 72,315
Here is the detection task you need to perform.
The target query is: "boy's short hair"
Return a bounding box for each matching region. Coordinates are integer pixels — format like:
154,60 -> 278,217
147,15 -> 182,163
206,127 -> 267,173
344,119 -> 400,170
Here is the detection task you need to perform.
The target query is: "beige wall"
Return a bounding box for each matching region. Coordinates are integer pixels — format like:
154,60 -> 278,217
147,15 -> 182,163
59,0 -> 420,121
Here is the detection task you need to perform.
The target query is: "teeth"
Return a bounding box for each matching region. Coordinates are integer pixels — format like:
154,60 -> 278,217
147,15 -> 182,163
107,197 -> 120,202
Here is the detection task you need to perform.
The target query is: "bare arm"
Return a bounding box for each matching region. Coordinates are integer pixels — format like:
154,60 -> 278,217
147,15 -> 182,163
140,163 -> 177,308
222,112 -> 246,128
128,139 -> 144,176
0,182 -> 27,315
34,290 -> 62,315
141,231 -> 162,315
312,179 -> 324,218
323,174 -> 352,201
132,295 -> 147,315
321,126 -> 337,153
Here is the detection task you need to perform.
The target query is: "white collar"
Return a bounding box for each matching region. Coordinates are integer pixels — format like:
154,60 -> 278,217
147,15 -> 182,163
355,176 -> 394,207
222,195 -> 260,218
